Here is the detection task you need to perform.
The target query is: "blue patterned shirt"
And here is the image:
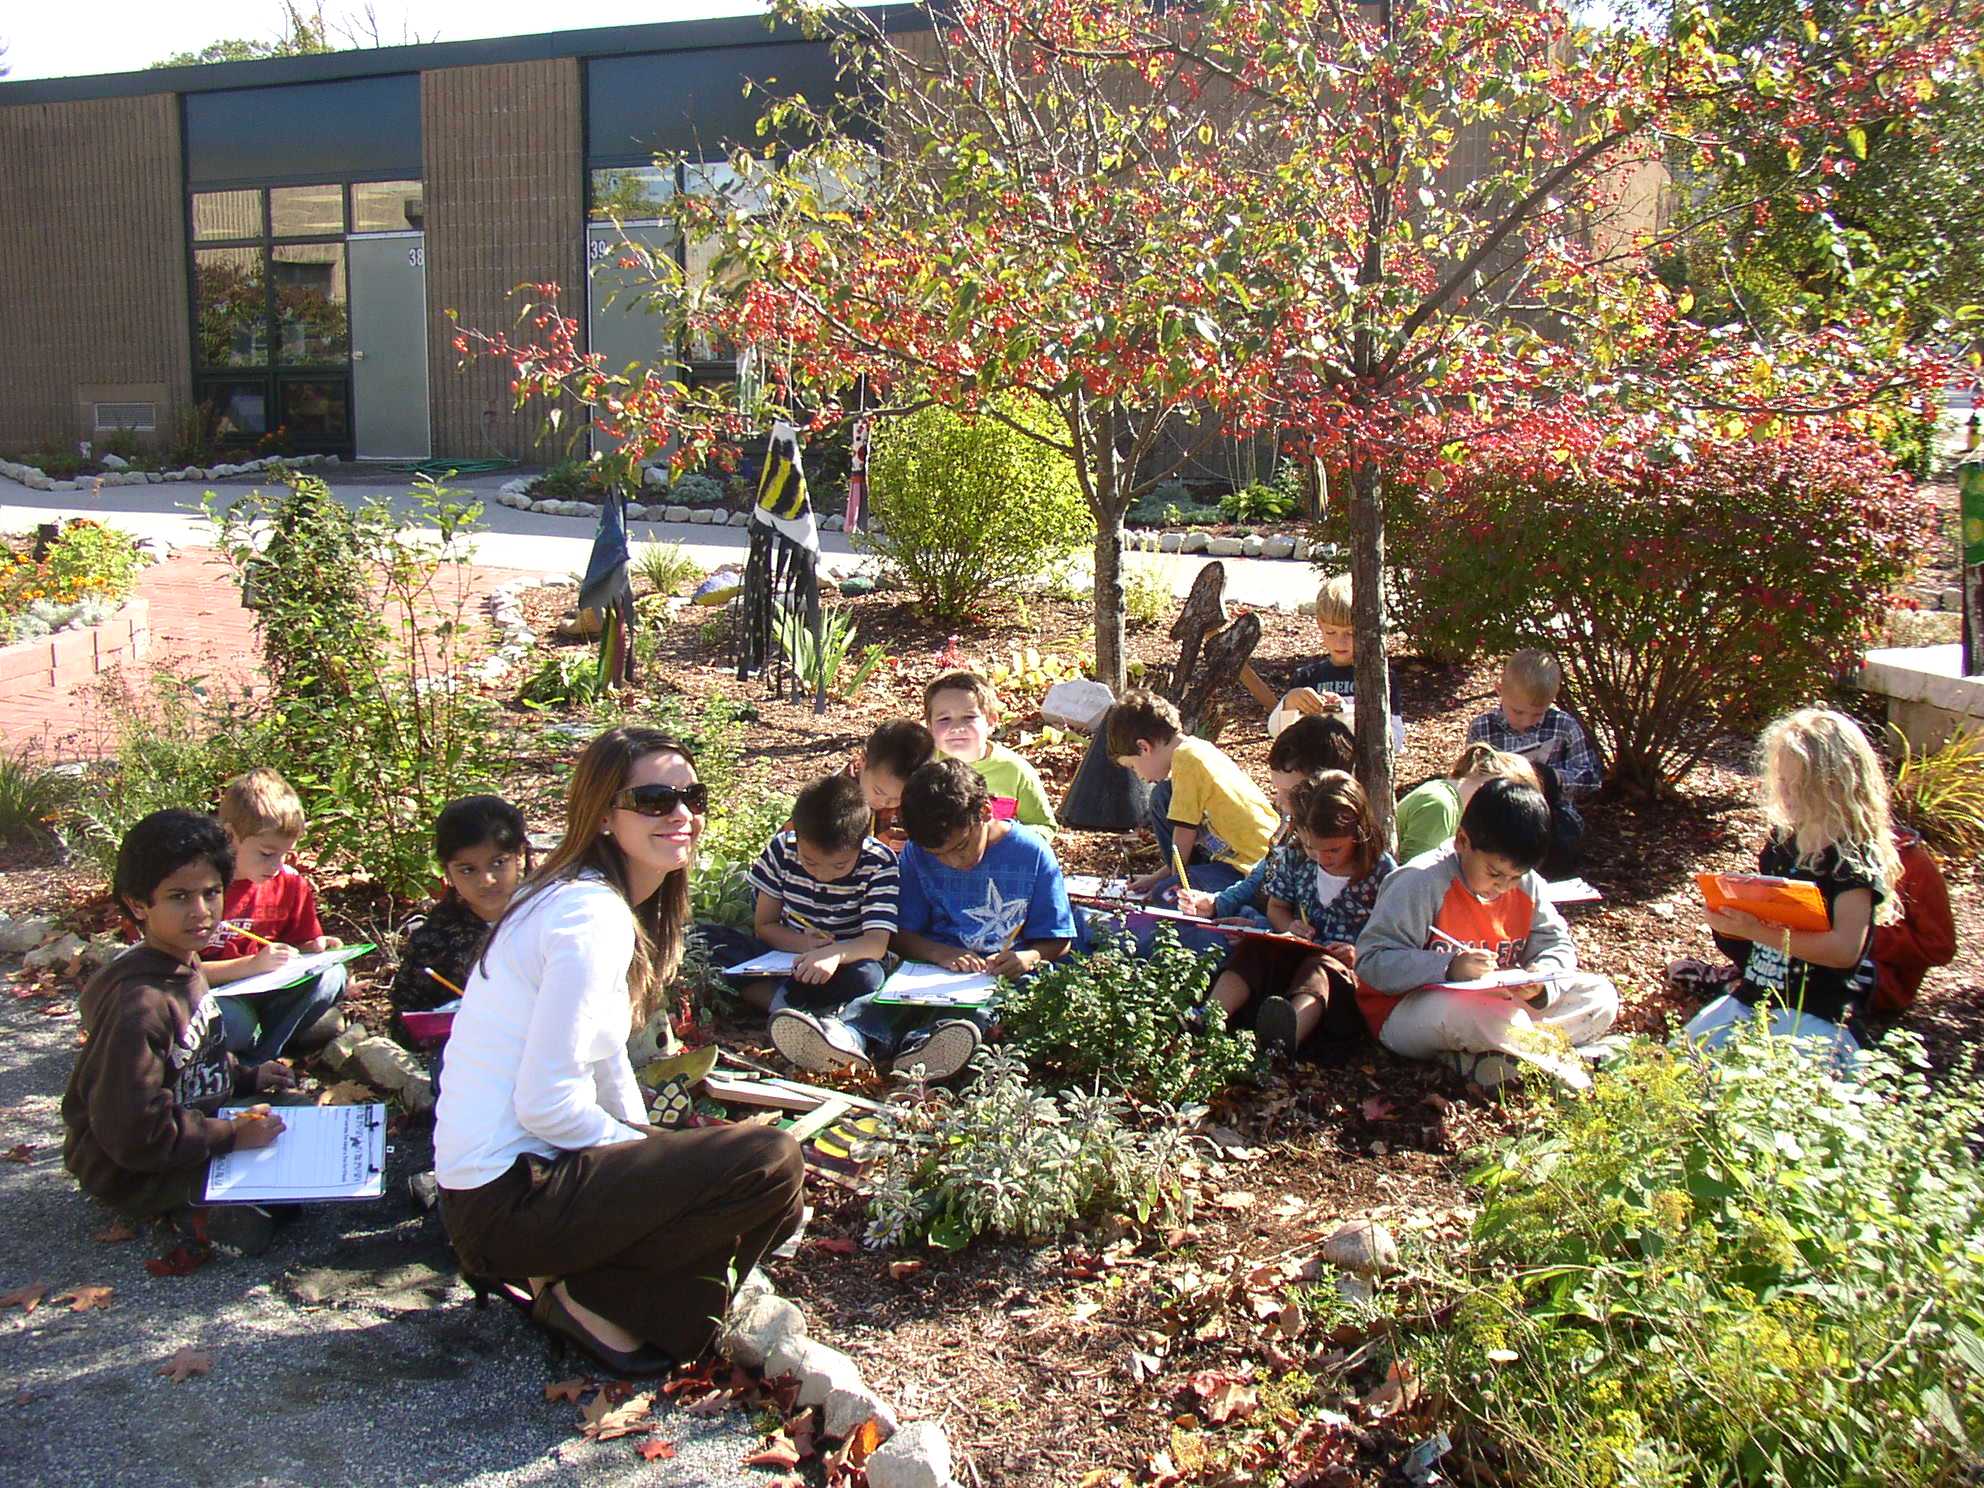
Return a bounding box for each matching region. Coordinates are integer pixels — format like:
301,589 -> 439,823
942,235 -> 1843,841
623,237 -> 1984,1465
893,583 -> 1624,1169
1264,845 -> 1397,945
1465,705 -> 1603,796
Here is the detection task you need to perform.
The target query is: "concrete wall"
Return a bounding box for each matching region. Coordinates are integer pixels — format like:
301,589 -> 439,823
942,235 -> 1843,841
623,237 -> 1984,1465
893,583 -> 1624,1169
422,59 -> 585,463
0,95 -> 192,454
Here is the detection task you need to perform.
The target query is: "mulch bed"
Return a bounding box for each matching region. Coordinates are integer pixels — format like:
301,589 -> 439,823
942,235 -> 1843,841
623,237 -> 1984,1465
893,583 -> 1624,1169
4,562 -> 1979,1486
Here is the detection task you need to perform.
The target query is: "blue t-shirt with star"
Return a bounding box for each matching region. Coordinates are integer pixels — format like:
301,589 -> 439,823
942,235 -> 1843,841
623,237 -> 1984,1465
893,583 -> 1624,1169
896,824 -> 1076,954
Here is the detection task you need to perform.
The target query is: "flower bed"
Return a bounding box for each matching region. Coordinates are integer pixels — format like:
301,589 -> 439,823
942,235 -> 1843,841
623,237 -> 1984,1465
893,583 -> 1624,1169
1,519 -> 150,645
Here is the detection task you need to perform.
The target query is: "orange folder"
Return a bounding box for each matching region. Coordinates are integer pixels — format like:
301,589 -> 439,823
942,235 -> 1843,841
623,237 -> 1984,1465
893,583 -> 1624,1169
1695,873 -> 1831,933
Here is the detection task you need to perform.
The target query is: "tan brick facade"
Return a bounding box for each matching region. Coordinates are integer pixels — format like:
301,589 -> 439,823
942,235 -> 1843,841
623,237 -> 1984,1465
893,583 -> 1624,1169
422,59 -> 585,463
0,95 -> 192,454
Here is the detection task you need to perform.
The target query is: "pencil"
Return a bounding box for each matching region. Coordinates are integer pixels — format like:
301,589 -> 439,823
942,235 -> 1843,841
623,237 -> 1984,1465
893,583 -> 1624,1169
225,922 -> 277,948
1170,844 -> 1190,889
786,909 -> 823,935
1001,921 -> 1025,951
424,966 -> 467,999
1428,926 -> 1472,952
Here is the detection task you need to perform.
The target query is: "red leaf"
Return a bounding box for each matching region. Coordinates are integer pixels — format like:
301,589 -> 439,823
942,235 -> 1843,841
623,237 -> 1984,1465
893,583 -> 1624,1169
743,1433 -> 802,1469
145,1244 -> 212,1278
1359,1097 -> 1398,1123
157,1346 -> 212,1383
92,1219 -> 138,1244
49,1284 -> 113,1313
0,1281 -> 49,1314
544,1377 -> 590,1404
887,1259 -> 924,1280
637,1438 -> 677,1462
2,1145 -> 32,1163
811,1236 -> 858,1256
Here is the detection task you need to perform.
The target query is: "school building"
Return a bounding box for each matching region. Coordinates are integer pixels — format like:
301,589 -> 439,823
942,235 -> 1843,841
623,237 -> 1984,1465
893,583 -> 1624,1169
0,12 -> 917,466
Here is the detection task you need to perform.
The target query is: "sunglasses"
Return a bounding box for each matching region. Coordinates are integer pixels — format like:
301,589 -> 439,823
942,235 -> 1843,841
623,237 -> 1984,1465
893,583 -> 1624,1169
612,783 -> 709,817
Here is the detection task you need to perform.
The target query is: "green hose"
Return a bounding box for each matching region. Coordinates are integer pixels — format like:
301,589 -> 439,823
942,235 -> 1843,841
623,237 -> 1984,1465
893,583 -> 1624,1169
379,458 -> 518,478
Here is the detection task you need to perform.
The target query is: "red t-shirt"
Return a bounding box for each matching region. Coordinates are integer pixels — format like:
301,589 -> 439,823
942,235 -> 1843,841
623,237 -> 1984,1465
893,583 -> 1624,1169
1355,875 -> 1540,1037
208,864 -> 324,959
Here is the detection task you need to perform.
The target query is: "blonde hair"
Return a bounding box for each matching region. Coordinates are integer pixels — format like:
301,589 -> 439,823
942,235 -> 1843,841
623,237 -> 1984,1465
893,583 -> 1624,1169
1315,573 -> 1354,629
1758,708 -> 1901,926
1448,741 -> 1539,790
218,766 -> 305,839
483,727 -> 697,1023
1503,649 -> 1563,705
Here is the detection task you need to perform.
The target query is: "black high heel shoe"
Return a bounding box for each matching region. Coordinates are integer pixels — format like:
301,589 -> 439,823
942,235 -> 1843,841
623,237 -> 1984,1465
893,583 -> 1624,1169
462,1272 -> 535,1315
531,1286 -> 675,1377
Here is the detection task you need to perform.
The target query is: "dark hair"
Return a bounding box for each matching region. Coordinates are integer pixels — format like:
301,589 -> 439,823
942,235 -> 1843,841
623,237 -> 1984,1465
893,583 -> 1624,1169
900,758 -> 990,849
1291,770 -> 1382,880
1457,776 -> 1552,869
1269,714 -> 1356,775
114,810 -> 235,922
863,719 -> 936,781
435,794 -> 528,865
1104,689 -> 1182,757
791,772 -> 872,853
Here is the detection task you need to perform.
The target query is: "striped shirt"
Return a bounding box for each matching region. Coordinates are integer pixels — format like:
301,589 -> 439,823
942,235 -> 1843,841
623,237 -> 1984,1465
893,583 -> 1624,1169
747,832 -> 900,939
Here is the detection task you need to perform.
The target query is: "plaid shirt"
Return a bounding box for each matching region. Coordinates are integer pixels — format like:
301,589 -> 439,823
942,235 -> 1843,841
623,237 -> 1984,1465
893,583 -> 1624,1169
1466,706 -> 1603,796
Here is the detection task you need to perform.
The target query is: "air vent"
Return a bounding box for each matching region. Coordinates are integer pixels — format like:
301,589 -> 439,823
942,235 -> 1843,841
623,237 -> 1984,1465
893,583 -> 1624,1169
93,402 -> 157,433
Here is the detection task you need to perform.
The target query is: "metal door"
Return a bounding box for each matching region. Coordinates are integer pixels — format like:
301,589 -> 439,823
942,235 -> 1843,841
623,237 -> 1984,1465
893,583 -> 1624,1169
349,233 -> 431,460
586,224 -> 678,455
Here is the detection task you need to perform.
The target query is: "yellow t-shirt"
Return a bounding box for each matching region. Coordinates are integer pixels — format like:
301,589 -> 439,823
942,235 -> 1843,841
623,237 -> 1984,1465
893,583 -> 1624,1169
1167,737 -> 1277,871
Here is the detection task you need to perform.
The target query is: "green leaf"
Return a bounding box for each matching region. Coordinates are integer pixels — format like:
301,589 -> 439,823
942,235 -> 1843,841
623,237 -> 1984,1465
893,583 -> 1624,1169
1847,126 -> 1868,160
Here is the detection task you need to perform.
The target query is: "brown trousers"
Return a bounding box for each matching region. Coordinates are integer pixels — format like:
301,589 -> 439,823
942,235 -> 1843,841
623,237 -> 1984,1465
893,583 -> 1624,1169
1220,940 -> 1367,1051
440,1123 -> 805,1361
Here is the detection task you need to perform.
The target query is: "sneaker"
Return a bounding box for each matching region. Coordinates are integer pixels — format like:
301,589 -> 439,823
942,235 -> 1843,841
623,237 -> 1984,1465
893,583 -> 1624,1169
770,1010 -> 875,1076
891,1020 -> 981,1082
197,1204 -> 277,1257
1255,996 -> 1301,1059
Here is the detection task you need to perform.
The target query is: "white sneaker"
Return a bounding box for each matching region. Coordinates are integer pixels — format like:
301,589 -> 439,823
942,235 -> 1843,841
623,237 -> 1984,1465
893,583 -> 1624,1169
770,1010 -> 874,1075
891,1020 -> 981,1082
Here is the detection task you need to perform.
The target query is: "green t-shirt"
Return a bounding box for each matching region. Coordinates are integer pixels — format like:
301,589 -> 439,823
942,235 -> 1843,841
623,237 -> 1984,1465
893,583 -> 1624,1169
1394,778 -> 1460,864
973,742 -> 1058,829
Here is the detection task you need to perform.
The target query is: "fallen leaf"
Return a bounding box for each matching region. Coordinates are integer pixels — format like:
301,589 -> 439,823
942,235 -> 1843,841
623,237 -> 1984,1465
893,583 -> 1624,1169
1271,1193 -> 1307,1219
846,1416 -> 884,1467
91,1219 -> 138,1244
684,1388 -> 731,1416
50,1285 -> 112,1313
145,1245 -> 211,1278
38,1003 -> 72,1018
1128,1348 -> 1165,1382
1359,1096 -> 1398,1122
1186,1371 -> 1258,1425
2,1145 -> 32,1163
316,1080 -> 376,1106
743,1432 -> 801,1469
886,1259 -> 923,1281
544,1377 -> 590,1404
580,1388 -> 654,1441
156,1347 -> 211,1383
0,1281 -> 49,1314
636,1438 -> 676,1462
1362,1360 -> 1419,1418
1214,1190 -> 1256,1210
811,1236 -> 857,1256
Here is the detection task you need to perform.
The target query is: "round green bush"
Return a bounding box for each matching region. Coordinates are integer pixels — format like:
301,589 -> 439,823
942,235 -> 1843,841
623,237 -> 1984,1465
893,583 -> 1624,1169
668,473 -> 727,507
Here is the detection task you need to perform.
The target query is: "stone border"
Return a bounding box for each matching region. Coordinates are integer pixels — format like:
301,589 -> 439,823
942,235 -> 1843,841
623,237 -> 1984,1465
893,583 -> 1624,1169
0,453 -> 336,493
0,597 -> 148,692
491,476 -> 852,534
463,574 -> 565,687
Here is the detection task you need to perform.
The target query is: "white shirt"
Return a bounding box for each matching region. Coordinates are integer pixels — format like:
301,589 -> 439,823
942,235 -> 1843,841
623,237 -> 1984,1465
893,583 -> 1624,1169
434,876 -> 650,1191
1313,865 -> 1349,909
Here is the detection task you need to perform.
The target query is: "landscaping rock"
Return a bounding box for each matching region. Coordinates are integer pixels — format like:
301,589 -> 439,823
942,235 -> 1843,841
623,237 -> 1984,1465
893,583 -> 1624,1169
80,934 -> 124,972
1241,534 -> 1265,557
1206,536 -> 1243,557
643,465 -> 668,488
665,504 -> 691,523
690,509 -> 715,525
866,1421 -> 954,1488
626,503 -> 648,521
146,470 -> 163,483
349,1036 -> 435,1114
1264,536 -> 1297,559
0,917 -> 54,955
99,453 -> 129,470
719,1292 -> 807,1368
1319,1218 -> 1399,1276
51,480 -> 76,492
1159,532 -> 1183,553
1942,586 -> 1965,612
181,467 -> 204,481
766,1336 -> 863,1408
822,514 -> 843,532
23,933 -> 86,973
824,1381 -> 898,1440
1041,678 -> 1115,735
1180,530 -> 1209,554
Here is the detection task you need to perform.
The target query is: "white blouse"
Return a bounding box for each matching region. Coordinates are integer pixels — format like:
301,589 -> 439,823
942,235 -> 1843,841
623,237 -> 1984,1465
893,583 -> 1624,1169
434,876 -> 650,1191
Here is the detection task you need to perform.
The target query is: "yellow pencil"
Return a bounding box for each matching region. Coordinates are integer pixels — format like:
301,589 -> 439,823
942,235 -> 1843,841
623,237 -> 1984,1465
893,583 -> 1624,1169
424,966 -> 467,999
786,909 -> 825,936
1170,844 -> 1190,890
1001,921 -> 1025,951
225,922 -> 277,948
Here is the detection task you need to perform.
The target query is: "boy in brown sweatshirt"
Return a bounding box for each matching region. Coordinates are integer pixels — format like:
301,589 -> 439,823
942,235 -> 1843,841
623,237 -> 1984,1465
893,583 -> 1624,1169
62,810 -> 293,1251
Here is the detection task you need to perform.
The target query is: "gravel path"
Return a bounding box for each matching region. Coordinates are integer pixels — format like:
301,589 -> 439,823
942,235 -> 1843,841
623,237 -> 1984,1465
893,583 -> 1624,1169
0,994 -> 765,1488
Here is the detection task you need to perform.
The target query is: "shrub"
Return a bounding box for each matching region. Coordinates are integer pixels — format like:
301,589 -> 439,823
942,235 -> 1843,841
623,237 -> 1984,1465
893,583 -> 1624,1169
1123,563 -> 1173,627
0,747 -> 75,844
1413,1025 -> 1984,1487
860,395 -> 1093,622
1890,724 -> 1984,855
1219,481 -> 1296,524
2,520 -> 146,634
862,1047 -> 1197,1251
1395,429 -> 1934,795
998,925 -> 1257,1104
533,458 -> 613,500
634,541 -> 701,597
691,787 -> 792,927
669,472 -> 728,507
518,648 -> 603,709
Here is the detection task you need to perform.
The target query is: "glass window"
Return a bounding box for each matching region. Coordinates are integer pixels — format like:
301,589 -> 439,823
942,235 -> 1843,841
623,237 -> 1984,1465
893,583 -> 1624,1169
272,184 -> 345,237
195,248 -> 269,367
274,244 -> 348,363
683,160 -> 771,214
280,378 -> 350,443
352,179 -> 424,233
193,190 -> 261,243
590,166 -> 676,222
199,379 -> 270,439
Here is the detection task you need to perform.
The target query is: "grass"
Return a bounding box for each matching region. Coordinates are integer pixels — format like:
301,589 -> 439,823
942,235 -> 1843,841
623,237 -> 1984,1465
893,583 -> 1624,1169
0,747 -> 74,844
635,541 -> 703,598
1891,723 -> 1984,854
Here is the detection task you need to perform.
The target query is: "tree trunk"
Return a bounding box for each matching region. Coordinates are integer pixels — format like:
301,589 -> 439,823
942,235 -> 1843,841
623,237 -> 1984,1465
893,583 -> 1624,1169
1349,458 -> 1397,848
1094,517 -> 1128,695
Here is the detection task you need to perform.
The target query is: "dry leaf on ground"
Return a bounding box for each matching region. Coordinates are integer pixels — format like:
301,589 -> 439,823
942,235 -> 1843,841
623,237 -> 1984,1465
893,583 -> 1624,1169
50,1285 -> 113,1313
144,1245 -> 211,1278
317,1080 -> 377,1106
157,1347 -> 212,1383
579,1388 -> 655,1441
91,1219 -> 138,1244
544,1376 -> 590,1404
0,1281 -> 49,1314
742,1432 -> 802,1469
636,1438 -> 677,1462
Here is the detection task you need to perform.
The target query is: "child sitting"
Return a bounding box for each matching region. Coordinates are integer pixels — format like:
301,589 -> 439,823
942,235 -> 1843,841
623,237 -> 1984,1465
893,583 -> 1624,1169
200,767 -> 347,1062
926,670 -> 1058,829
389,795 -> 529,1028
1393,743 -> 1540,864
1356,777 -> 1619,1088
62,810 -> 294,1254
1464,649 -> 1599,874
1684,708 -> 1898,1061
891,759 -> 1077,1080
1178,713 -> 1357,924
1206,771 -> 1398,1059
845,719 -> 936,851
756,773 -> 902,1075
1108,690 -> 1277,898
1268,573 -> 1404,749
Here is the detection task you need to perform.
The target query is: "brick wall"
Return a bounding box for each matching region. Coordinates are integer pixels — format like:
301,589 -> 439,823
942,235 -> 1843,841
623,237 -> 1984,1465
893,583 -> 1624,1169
0,598 -> 150,694
0,95 -> 192,454
422,60 -> 585,463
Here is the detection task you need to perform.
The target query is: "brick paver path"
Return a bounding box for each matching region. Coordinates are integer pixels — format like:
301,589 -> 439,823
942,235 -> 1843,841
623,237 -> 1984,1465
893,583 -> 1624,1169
2,547 -> 539,758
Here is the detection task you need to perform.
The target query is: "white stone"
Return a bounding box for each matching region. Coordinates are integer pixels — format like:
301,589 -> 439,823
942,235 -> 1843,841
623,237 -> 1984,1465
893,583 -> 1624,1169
644,466 -> 668,487
690,509 -> 715,525
80,934 -> 124,971
664,505 -> 691,523
24,471 -> 53,491
822,514 -> 843,532
0,917 -> 54,955
181,467 -> 204,481
146,470 -> 163,483
529,500 -> 557,514
1264,536 -> 1297,559
99,453 -> 129,470
350,1036 -> 436,1114
865,1421 -> 954,1488
625,503 -> 647,521
1179,530 -> 1209,555
1293,538 -> 1311,561
766,1336 -> 864,1408
1336,1272 -> 1376,1307
1941,587 -> 1965,613
1159,532 -> 1183,553
720,1292 -> 807,1368
23,932 -> 86,973
1206,536 -> 1243,557
1319,1218 -> 1399,1276
824,1381 -> 898,1440
1242,534 -> 1265,557
52,479 -> 77,491
1041,678 -> 1116,735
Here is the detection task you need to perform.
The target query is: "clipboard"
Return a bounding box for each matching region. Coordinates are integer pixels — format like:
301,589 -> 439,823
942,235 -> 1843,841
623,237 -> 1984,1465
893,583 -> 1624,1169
870,961 -> 1000,1008
211,943 -> 374,999
203,1102 -> 388,1204
1696,873 -> 1830,932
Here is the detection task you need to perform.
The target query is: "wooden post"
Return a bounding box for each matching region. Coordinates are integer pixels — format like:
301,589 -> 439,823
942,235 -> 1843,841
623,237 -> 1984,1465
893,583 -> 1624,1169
1961,453 -> 1984,678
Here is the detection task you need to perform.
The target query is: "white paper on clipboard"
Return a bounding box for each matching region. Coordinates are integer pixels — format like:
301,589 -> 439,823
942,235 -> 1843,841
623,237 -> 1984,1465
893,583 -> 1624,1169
203,1103 -> 387,1204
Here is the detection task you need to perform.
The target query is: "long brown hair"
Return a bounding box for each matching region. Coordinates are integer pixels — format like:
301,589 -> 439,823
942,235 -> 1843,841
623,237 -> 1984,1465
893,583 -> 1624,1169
482,727 -> 698,1022
1292,769 -> 1383,882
